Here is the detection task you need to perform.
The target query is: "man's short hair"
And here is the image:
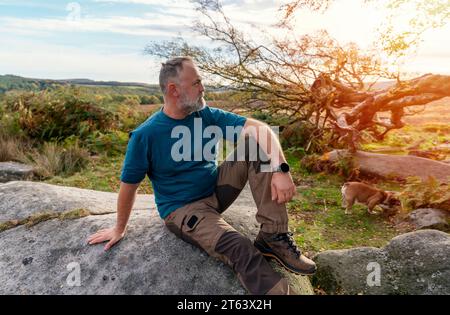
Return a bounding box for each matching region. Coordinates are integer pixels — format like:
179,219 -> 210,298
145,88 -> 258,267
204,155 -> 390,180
159,56 -> 193,94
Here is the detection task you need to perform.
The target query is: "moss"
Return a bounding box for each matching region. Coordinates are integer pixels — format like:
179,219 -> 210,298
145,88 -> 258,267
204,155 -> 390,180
311,265 -> 340,294
58,208 -> 90,220
24,212 -> 58,227
0,208 -> 92,233
0,220 -> 20,233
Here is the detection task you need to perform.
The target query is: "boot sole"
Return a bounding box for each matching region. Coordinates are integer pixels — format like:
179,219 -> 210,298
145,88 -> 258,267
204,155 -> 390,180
254,240 -> 316,276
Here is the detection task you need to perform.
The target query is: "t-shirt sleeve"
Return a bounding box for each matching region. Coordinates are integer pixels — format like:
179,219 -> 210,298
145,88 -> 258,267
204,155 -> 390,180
120,130 -> 151,184
207,107 -> 247,143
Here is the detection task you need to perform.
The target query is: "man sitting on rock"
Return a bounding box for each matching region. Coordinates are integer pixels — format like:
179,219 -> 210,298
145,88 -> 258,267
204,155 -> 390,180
87,56 -> 316,295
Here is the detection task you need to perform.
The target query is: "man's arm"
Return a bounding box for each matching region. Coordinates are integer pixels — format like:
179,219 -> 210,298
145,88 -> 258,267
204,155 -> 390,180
241,118 -> 296,204
87,182 -> 139,251
241,118 -> 287,167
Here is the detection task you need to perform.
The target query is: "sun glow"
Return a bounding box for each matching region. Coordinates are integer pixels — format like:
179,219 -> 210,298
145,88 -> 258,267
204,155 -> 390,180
288,0 -> 450,75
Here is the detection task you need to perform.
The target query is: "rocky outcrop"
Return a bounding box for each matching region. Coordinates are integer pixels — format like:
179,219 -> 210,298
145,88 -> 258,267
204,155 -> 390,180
0,162 -> 34,183
0,181 -> 155,221
325,150 -> 450,182
407,208 -> 449,232
0,181 -> 314,295
312,230 -> 450,295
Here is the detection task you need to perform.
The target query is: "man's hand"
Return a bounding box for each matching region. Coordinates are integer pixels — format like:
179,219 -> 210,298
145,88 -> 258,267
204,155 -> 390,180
271,172 -> 296,204
87,182 -> 138,251
87,227 -> 126,251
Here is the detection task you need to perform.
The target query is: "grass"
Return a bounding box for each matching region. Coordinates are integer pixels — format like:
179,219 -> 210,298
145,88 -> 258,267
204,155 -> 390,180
28,142 -> 90,178
362,98 -> 450,159
44,153 -> 153,194
285,151 -> 400,257
0,135 -> 24,162
0,135 -> 91,178
361,119 -> 450,161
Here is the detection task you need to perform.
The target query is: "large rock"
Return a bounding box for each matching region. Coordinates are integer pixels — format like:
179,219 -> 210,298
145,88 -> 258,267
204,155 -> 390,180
325,150 -> 450,182
0,162 -> 34,183
0,181 -> 155,221
0,181 -> 314,295
312,230 -> 450,295
407,208 -> 449,232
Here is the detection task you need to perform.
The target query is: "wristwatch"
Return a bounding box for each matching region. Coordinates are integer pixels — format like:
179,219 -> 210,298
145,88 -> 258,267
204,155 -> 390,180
273,162 -> 290,173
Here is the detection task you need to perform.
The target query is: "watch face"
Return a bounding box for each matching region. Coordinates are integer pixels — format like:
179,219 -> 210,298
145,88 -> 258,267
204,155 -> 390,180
280,163 -> 290,173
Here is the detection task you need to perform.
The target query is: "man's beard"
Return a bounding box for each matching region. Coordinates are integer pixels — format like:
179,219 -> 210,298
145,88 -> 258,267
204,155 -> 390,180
179,93 -> 205,115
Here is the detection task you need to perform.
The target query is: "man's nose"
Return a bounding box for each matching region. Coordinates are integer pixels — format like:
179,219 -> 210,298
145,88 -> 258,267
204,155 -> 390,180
199,82 -> 205,93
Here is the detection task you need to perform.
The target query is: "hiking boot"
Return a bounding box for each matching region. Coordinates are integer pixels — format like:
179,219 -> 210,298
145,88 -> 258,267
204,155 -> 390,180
254,231 -> 317,275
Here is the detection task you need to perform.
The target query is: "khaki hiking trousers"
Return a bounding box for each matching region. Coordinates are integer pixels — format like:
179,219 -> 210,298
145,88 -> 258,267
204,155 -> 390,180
163,136 -> 293,295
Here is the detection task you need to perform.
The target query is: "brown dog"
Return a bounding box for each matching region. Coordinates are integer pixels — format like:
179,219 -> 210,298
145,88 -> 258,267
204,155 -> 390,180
341,182 -> 400,215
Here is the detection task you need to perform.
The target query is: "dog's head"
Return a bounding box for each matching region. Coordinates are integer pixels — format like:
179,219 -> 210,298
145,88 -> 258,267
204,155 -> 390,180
383,191 -> 401,207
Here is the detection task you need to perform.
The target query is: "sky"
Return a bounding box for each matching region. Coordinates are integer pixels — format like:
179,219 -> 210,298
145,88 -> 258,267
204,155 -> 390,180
0,0 -> 449,84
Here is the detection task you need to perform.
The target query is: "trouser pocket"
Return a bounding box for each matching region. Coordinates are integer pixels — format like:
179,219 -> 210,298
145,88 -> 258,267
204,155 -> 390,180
181,212 -> 206,249
164,207 -> 208,250
165,204 -> 237,258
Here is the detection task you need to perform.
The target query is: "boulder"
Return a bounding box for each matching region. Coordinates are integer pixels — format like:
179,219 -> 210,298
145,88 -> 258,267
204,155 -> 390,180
312,230 -> 450,295
407,208 -> 449,232
0,181 -> 155,221
0,162 -> 34,183
325,150 -> 450,182
0,181 -> 314,295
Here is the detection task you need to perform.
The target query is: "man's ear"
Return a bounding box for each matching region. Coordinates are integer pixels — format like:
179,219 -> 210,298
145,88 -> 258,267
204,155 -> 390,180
167,82 -> 179,98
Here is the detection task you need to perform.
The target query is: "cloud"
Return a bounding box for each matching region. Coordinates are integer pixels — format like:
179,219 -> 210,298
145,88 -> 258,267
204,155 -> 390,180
0,38 -> 160,82
93,0 -> 190,6
1,0 -> 448,83
0,15 -> 194,37
94,0 -> 282,27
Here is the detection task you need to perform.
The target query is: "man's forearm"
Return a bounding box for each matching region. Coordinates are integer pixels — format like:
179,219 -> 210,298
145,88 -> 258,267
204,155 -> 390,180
116,182 -> 139,233
242,118 -> 286,167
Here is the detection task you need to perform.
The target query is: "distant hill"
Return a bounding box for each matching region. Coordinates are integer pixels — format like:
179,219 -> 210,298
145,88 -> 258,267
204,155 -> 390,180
0,74 -> 398,100
0,74 -> 161,95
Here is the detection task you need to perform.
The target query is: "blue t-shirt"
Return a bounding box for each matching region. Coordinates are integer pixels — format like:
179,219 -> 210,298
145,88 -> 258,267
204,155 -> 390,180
120,105 -> 247,219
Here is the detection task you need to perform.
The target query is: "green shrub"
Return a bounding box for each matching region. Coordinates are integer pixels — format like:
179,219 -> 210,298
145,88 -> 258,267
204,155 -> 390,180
0,107 -> 25,138
85,130 -> 129,156
139,94 -> 161,105
300,152 -> 360,179
300,154 -> 324,173
115,103 -> 148,131
400,176 -> 450,212
251,110 -> 289,126
281,121 -> 336,154
5,88 -> 118,141
332,154 -> 358,178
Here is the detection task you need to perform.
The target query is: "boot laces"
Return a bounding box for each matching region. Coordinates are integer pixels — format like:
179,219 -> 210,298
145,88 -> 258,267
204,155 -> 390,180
274,232 -> 301,258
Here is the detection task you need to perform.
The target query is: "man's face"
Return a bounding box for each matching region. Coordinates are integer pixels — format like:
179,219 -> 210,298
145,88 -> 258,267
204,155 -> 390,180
176,61 -> 205,115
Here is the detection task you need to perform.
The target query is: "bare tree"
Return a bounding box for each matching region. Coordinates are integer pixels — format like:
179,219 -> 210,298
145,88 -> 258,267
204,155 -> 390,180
145,0 -> 449,152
